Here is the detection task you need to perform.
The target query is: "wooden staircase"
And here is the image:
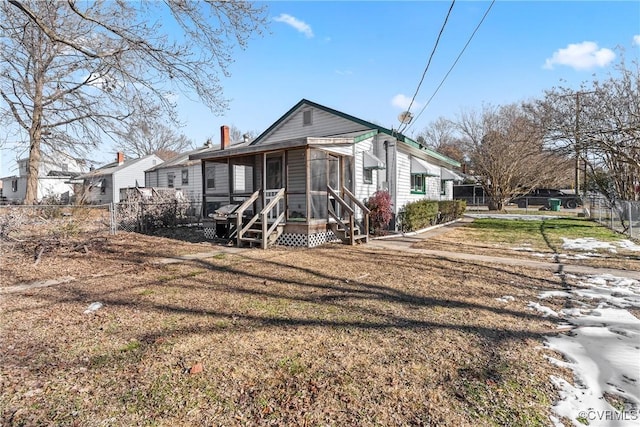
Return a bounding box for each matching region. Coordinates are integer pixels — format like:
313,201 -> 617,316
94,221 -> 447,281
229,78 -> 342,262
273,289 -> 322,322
235,188 -> 285,249
327,186 -> 370,245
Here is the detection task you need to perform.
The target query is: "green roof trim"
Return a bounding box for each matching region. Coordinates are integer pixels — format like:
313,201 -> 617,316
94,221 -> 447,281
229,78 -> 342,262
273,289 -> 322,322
353,130 -> 379,143
249,98 -> 461,168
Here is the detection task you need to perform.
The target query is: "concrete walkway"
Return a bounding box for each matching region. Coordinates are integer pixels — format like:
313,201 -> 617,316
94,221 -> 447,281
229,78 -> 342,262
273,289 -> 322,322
367,218 -> 639,280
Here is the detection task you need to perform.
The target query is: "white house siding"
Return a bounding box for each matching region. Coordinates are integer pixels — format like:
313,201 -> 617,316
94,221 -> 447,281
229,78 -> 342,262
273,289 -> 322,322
395,150 -> 442,214
38,177 -> 75,202
1,177 -> 25,203
440,180 -> 454,201
111,156 -> 161,203
353,137 -> 379,203
260,106 -> 369,144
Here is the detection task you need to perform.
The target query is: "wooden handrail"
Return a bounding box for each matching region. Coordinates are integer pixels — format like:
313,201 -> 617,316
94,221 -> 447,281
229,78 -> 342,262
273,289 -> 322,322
235,189 -> 261,246
343,187 -> 371,214
259,188 -> 285,249
328,185 -> 370,244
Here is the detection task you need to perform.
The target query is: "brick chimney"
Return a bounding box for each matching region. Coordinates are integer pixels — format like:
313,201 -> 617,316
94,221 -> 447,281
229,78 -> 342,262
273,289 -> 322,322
116,151 -> 125,164
220,125 -> 230,150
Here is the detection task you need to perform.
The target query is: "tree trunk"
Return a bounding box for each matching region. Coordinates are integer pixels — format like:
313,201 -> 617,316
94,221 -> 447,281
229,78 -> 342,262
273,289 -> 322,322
24,64 -> 45,205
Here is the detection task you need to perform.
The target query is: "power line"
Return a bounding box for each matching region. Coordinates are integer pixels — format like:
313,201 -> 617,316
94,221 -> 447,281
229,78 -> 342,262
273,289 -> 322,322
398,0 -> 456,135
405,0 -> 496,135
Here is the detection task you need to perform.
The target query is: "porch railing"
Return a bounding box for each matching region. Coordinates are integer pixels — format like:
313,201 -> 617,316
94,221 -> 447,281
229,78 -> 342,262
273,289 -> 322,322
259,188 -> 286,249
235,189 -> 261,245
236,188 -> 286,248
327,186 -> 370,245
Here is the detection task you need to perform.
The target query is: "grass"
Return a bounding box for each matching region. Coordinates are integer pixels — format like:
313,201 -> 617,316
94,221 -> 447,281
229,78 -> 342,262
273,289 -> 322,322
467,217 -> 622,250
2,224 -> 631,426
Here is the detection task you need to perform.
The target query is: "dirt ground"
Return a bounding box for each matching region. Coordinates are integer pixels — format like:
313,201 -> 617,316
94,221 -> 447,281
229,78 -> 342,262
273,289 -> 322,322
0,228 -> 592,426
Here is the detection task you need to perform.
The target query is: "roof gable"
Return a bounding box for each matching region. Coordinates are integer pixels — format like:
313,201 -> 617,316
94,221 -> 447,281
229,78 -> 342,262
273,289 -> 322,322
249,99 -> 460,167
79,154 -> 162,179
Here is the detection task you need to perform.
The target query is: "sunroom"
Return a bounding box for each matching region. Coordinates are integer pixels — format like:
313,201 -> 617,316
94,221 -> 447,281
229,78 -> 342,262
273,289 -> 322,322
190,137 -> 370,248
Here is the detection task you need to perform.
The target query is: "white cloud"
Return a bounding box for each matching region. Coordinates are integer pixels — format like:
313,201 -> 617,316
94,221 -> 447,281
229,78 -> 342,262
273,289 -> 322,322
273,14 -> 313,38
335,69 -> 353,76
633,35 -> 640,46
544,41 -> 615,70
391,94 -> 421,110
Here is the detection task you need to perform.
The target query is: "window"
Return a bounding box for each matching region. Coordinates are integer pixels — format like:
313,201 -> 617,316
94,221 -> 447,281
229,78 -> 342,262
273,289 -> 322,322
11,179 -> 18,192
205,165 -> 216,190
181,169 -> 189,185
440,180 -> 447,195
167,173 -> 175,188
363,168 -> 373,184
100,179 -> 106,194
303,109 -> 312,126
411,174 -> 425,194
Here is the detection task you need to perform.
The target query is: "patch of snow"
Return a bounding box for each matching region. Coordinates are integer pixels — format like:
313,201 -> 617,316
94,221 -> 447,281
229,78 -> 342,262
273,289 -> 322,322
527,301 -> 558,317
561,237 -> 640,253
513,246 -> 534,252
496,295 -> 515,303
84,302 -> 103,314
617,239 -> 640,251
558,252 -> 602,260
562,237 -> 616,251
536,273 -> 640,426
540,290 -> 573,299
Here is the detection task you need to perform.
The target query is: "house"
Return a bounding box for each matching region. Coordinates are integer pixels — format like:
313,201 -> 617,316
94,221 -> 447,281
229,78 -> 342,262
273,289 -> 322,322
144,144 -> 225,202
77,152 -> 163,204
0,152 -> 86,204
190,99 -> 462,248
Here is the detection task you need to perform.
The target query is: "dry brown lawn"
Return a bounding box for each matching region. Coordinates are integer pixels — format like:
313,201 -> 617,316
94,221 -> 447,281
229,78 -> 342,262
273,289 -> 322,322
1,230 -> 581,426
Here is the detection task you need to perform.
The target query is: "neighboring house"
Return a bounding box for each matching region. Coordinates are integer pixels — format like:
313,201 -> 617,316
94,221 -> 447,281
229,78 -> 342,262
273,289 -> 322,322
190,99 -> 462,248
0,152 -> 86,204
145,144 -> 221,202
77,152 -> 163,204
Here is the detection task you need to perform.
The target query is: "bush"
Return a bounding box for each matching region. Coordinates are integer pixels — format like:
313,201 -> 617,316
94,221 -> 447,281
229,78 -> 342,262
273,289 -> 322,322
365,190 -> 393,235
400,200 -> 439,232
438,200 -> 467,223
399,199 -> 467,232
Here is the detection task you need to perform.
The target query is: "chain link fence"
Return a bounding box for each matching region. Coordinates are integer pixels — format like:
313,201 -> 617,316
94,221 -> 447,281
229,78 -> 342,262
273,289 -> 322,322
1,200 -> 204,243
114,201 -> 202,233
588,196 -> 639,240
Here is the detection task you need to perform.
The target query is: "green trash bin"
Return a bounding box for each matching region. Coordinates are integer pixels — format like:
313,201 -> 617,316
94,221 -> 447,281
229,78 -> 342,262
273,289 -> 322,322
548,198 -> 561,211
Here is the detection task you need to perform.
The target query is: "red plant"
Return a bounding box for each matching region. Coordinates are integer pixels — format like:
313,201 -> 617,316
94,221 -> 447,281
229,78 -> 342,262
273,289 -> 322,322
365,190 -> 393,234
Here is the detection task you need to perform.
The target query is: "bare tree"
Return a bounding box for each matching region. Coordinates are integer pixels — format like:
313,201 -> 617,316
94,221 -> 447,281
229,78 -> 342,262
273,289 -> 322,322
532,55 -> 640,202
416,117 -> 467,163
0,0 -> 267,204
455,104 -> 569,210
118,120 -> 194,161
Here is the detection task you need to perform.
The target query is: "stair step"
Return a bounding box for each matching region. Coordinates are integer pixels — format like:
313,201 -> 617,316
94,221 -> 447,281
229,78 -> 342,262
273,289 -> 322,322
353,234 -> 368,240
239,237 -> 263,244
244,229 -> 263,236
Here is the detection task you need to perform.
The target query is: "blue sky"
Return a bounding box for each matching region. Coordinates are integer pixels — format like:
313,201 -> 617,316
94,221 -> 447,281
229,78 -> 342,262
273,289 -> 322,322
1,0 -> 639,175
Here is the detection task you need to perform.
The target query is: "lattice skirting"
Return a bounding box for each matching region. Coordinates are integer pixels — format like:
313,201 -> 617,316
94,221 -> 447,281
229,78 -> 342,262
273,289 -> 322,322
277,231 -> 340,248
203,228 -> 339,248
203,227 -> 216,239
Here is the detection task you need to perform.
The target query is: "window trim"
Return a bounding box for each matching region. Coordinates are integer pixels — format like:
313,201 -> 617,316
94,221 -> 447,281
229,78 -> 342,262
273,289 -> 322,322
410,174 -> 426,194
363,168 -> 373,184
